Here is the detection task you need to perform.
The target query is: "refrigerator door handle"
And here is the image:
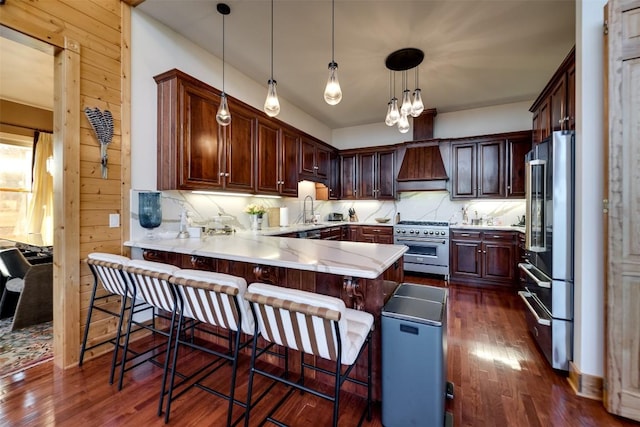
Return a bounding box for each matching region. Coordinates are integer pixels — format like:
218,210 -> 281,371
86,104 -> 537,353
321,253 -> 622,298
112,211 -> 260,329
525,158 -> 547,252
518,291 -> 551,326
518,262 -> 551,288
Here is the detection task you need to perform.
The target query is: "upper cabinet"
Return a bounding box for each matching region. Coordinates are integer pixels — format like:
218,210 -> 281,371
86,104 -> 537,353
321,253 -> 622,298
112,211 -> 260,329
155,69 -> 255,192
299,137 -> 331,183
341,147 -> 396,200
451,139 -> 505,199
155,69 -> 225,191
256,121 -> 299,197
155,69 -> 311,196
530,47 -> 575,144
450,130 -> 531,200
505,132 -> 532,198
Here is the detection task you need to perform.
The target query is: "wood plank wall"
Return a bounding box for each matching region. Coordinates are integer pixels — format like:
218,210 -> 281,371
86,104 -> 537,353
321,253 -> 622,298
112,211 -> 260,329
0,0 -> 131,368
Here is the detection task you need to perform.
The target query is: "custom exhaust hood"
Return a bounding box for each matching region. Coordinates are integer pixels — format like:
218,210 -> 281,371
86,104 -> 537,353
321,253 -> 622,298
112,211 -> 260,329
395,109 -> 450,192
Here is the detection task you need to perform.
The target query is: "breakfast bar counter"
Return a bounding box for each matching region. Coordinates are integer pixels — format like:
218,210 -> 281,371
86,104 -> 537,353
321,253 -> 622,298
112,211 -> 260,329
125,233 -> 407,400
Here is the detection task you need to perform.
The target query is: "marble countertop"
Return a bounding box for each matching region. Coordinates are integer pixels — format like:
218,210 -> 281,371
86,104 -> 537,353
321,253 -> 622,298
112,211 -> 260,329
125,231 -> 407,279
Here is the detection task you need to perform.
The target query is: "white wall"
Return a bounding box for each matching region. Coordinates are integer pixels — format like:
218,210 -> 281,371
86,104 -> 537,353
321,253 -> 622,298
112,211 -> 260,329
130,10 -> 331,191
573,0 -> 606,378
332,101 -> 533,150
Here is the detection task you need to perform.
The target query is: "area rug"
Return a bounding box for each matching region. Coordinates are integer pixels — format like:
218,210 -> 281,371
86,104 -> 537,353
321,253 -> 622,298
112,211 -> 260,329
0,317 -> 53,379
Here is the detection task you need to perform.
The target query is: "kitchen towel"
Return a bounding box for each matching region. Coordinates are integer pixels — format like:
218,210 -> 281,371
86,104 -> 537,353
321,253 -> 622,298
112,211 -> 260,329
279,207 -> 289,227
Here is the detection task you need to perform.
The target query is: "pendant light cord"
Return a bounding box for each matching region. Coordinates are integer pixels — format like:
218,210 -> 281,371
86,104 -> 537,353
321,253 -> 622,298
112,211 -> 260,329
222,14 -> 226,93
331,0 -> 335,62
270,0 -> 274,79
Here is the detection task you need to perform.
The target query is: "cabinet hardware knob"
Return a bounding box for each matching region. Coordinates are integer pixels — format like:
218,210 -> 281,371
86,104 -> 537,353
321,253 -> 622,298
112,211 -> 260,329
225,173 -> 230,177
483,251 -> 487,254
477,250 -> 482,253
219,172 -> 225,176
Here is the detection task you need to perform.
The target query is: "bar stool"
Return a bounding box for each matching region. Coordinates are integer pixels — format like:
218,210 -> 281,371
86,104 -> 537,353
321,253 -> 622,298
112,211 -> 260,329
120,259 -> 180,391
162,269 -> 255,425
243,283 -> 373,427
81,252 -> 138,385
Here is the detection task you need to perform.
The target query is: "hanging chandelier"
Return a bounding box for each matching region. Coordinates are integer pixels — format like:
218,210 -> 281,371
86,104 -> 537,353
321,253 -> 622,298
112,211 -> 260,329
323,0 -> 342,105
384,48 -> 425,133
264,0 -> 280,117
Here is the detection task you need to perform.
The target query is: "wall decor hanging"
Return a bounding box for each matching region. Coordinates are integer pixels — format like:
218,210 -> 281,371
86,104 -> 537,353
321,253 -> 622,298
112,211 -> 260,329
84,107 -> 114,179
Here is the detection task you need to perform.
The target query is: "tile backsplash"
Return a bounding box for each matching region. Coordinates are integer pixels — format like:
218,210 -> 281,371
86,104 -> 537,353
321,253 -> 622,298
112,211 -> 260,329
129,181 -> 525,240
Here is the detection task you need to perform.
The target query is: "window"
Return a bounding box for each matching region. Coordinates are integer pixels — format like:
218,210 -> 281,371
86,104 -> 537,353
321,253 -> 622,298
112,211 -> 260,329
0,132 -> 33,236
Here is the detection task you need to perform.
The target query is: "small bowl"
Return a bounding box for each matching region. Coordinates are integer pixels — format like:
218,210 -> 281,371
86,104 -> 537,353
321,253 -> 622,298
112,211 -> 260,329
375,217 -> 390,223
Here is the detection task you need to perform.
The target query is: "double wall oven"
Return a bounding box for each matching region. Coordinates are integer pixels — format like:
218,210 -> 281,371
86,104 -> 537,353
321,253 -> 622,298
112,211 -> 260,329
519,131 -> 574,372
393,221 -> 449,279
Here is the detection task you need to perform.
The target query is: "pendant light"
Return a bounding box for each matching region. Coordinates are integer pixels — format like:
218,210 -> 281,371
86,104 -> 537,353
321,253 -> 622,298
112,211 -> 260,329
385,70 -> 400,126
411,66 -> 424,117
323,0 -> 342,105
216,3 -> 231,126
384,47 -> 425,133
400,70 -> 412,116
264,0 -> 280,117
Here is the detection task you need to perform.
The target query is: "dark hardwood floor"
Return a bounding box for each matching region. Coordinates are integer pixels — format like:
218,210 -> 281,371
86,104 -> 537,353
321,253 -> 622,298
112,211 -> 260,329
0,274 -> 637,426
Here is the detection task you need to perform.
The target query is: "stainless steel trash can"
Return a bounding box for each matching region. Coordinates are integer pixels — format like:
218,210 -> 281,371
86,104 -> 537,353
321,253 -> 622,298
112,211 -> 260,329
382,283 -> 451,427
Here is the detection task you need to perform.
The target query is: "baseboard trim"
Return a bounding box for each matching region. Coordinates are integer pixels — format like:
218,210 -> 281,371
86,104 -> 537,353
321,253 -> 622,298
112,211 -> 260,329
568,361 -> 603,401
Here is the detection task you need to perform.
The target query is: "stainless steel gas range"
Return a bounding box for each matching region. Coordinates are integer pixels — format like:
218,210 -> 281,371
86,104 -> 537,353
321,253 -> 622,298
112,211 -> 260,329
393,221 -> 450,279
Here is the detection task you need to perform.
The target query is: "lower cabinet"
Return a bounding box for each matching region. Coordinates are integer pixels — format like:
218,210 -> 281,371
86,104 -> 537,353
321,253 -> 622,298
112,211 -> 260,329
320,226 -> 343,240
354,225 -> 394,244
450,229 -> 517,288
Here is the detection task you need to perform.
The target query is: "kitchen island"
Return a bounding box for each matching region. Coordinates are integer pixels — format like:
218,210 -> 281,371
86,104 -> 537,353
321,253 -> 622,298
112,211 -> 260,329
125,233 -> 407,400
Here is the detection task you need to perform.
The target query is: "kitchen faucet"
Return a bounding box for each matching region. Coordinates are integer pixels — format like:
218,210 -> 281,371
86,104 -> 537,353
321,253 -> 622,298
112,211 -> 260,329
303,195 -> 314,223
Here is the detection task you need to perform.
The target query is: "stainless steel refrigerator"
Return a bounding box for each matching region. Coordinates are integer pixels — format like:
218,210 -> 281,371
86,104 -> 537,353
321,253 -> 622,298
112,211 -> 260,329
519,130 -> 574,371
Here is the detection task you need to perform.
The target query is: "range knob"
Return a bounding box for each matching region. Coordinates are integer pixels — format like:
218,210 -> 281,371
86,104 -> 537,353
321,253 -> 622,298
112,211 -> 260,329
435,231 -> 440,235
409,230 -> 414,234
401,230 -> 406,234
396,229 -> 401,233
429,230 -> 434,235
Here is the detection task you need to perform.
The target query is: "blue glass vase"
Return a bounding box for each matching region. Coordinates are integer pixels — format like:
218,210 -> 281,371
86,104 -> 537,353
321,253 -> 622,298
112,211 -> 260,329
139,192 -> 162,239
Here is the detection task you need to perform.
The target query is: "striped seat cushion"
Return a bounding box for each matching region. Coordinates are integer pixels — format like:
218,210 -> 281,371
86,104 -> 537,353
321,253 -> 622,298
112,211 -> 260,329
125,259 -> 180,313
245,283 -> 373,366
171,269 -> 254,335
87,252 -> 131,297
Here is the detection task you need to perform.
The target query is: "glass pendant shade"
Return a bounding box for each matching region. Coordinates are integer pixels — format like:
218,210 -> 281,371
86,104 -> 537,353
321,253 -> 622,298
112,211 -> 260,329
264,80 -> 280,117
411,88 -> 424,117
324,62 -> 342,105
397,113 -> 410,134
385,102 -> 395,126
216,93 -> 231,126
389,97 -> 400,124
400,89 -> 412,115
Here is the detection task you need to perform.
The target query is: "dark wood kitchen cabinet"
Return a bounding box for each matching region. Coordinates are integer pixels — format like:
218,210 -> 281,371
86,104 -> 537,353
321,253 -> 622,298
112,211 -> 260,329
353,225 -> 394,244
341,148 -> 395,200
450,229 -> 517,288
299,136 -> 330,183
327,150 -> 340,200
451,139 -> 505,199
530,47 -> 575,144
154,69 -> 255,193
506,131 -> 532,198
256,121 -> 298,196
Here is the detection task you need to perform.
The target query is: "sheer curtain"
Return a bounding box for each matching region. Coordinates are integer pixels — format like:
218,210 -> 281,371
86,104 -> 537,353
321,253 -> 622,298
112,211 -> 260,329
26,132 -> 53,243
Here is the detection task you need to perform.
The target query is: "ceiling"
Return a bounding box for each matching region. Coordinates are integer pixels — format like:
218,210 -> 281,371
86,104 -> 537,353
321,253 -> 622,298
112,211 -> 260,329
0,1 -> 576,130
0,35 -> 53,111
138,0 -> 576,129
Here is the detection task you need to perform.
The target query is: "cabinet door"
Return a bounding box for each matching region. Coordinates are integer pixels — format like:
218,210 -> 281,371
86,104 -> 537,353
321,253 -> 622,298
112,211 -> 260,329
315,145 -> 330,179
450,240 -> 482,278
482,241 -> 515,282
377,150 -> 396,199
299,137 -> 316,176
280,128 -> 299,196
477,140 -> 505,198
328,150 -> 340,200
225,104 -> 256,192
550,76 -> 566,132
537,99 -> 551,143
340,154 -> 357,199
180,83 -> 225,189
451,142 -> 476,198
256,118 -> 280,194
506,135 -> 531,198
358,152 -> 376,199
